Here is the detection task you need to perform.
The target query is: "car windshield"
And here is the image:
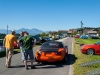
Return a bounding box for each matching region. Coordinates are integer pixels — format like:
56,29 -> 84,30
0,40 -> 3,46
41,42 -> 64,48
95,41 -> 100,44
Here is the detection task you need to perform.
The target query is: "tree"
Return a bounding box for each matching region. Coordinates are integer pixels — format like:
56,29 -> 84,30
49,31 -> 53,35
72,31 -> 78,35
79,31 -> 83,35
15,34 -> 20,39
0,33 -> 6,39
98,29 -> 100,36
45,34 -> 49,36
35,34 -> 41,37
41,32 -> 46,36
56,32 -> 62,35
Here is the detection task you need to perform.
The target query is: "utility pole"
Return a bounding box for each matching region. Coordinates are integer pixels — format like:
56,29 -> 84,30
80,21 -> 83,34
7,25 -> 8,34
80,21 -> 83,28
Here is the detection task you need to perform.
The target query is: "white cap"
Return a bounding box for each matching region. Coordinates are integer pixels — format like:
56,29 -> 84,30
11,30 -> 16,33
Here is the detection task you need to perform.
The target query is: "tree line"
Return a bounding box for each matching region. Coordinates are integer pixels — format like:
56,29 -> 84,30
0,31 -> 63,39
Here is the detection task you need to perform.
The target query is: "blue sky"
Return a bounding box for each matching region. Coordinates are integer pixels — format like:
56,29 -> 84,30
0,0 -> 100,31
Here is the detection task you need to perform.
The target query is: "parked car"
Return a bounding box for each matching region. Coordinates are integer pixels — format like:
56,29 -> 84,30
33,36 -> 41,44
80,35 -> 88,39
74,35 -> 80,38
90,35 -> 99,39
40,37 -> 50,43
14,41 -> 19,49
0,39 -> 5,52
81,41 -> 100,55
35,41 -> 68,62
49,37 -> 53,41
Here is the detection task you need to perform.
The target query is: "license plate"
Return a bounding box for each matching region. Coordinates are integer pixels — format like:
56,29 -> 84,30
46,52 -> 51,54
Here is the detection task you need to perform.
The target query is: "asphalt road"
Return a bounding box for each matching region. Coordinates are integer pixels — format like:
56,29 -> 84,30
0,37 -> 74,75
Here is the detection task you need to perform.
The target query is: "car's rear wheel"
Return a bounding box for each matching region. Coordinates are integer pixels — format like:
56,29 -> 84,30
62,56 -> 66,63
35,57 -> 40,62
86,49 -> 94,55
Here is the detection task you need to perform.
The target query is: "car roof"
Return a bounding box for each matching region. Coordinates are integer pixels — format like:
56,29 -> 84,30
44,41 -> 62,43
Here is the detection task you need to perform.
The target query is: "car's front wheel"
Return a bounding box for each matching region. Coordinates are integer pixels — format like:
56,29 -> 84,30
86,49 -> 94,55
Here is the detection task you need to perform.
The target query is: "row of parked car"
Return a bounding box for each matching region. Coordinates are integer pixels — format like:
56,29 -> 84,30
74,35 -> 100,39
14,36 -> 52,49
0,35 -> 64,50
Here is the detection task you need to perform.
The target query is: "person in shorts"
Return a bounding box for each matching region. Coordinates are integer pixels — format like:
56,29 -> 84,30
19,31 -> 36,70
18,31 -> 24,62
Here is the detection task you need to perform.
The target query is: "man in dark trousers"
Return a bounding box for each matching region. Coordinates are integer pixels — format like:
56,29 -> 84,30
19,31 -> 36,70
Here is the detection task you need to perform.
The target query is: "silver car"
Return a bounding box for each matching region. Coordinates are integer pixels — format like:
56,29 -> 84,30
0,39 -> 5,52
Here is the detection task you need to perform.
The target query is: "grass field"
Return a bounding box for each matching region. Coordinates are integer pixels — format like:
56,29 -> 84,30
73,38 -> 100,75
75,38 -> 100,44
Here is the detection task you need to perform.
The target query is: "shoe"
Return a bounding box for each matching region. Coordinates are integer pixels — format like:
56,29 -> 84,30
25,67 -> 29,70
31,66 -> 35,69
5,64 -> 7,67
7,66 -> 13,68
37,62 -> 41,65
21,58 -> 24,63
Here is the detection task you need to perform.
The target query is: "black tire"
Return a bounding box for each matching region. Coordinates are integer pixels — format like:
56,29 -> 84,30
62,56 -> 66,63
35,57 -> 40,62
86,49 -> 94,55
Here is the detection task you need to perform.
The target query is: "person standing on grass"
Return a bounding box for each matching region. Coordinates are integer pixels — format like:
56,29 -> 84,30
19,31 -> 36,70
18,31 -> 24,62
3,30 -> 17,68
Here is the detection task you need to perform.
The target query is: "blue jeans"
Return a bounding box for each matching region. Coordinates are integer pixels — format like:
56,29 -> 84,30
20,47 -> 24,61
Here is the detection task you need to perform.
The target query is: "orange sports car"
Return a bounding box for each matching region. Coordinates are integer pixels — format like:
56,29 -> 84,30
35,41 -> 68,62
81,41 -> 100,55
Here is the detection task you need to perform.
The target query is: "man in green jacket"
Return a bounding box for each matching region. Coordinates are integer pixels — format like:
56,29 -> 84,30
19,31 -> 36,70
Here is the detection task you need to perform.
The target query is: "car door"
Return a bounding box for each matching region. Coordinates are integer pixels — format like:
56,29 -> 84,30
96,44 -> 100,53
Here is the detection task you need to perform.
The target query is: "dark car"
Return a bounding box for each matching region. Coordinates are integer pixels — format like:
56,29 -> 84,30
32,36 -> 41,44
41,37 -> 50,43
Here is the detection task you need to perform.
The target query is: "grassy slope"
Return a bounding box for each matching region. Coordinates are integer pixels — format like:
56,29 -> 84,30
73,38 -> 100,75
75,38 -> 100,44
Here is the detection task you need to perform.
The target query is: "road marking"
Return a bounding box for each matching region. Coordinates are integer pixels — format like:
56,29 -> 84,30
69,38 -> 74,75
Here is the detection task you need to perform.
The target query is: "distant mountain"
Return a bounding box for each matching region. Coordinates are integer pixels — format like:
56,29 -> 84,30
0,28 -> 47,35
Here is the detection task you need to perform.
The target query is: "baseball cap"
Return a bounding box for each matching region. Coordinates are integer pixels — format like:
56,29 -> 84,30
11,30 -> 16,33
